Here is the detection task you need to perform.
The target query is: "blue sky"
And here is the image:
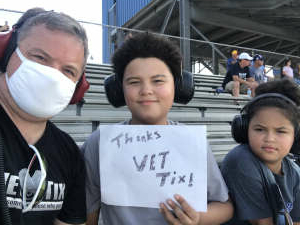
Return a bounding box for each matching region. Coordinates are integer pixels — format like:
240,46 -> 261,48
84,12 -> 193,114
1,0 -> 103,63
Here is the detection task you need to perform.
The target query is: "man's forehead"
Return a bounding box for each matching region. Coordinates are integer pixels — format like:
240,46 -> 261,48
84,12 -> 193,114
21,24 -> 67,39
19,24 -> 85,71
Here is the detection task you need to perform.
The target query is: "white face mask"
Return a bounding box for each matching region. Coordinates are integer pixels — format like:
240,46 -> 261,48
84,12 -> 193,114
5,47 -> 76,118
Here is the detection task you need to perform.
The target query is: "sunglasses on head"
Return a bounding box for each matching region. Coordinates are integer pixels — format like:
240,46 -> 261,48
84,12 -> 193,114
22,145 -> 47,213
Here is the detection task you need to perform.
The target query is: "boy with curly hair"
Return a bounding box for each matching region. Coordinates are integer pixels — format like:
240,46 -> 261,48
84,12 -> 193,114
81,32 -> 233,225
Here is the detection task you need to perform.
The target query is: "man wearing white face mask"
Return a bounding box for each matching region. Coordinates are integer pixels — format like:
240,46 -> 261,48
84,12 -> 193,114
0,8 -> 88,225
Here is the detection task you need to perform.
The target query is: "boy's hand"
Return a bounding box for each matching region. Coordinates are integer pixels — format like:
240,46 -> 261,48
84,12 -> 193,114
159,194 -> 201,225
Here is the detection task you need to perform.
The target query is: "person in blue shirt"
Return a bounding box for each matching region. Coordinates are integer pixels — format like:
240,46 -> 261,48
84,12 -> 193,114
249,54 -> 267,84
227,50 -> 238,72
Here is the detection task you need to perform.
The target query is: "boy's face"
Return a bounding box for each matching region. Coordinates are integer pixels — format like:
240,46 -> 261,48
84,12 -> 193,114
123,57 -> 175,125
248,107 -> 294,173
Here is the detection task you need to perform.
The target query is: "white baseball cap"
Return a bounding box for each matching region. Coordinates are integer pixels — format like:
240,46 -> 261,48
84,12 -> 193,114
238,52 -> 253,61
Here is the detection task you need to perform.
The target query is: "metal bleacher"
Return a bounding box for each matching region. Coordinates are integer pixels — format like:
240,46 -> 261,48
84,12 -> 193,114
52,63 -> 251,162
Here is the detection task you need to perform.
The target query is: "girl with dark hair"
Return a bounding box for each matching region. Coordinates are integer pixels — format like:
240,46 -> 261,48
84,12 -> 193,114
222,79 -> 300,225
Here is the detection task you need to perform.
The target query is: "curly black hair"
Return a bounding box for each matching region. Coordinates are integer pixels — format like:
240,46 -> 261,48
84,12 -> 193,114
255,79 -> 300,105
111,32 -> 182,83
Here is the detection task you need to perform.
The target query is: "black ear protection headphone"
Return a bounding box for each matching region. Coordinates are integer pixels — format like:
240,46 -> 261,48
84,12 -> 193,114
0,16 -> 89,104
231,93 -> 300,152
104,70 -> 195,108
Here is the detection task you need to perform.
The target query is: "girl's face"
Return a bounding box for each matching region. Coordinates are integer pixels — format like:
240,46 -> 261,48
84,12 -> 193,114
287,60 -> 291,66
248,107 -> 295,174
123,57 -> 175,125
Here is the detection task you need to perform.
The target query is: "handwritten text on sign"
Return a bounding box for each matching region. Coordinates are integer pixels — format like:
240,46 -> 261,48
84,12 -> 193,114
99,125 -> 207,211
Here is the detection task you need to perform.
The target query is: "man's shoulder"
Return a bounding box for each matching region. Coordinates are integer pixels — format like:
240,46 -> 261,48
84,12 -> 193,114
46,121 -> 80,153
230,62 -> 241,73
47,121 -> 74,141
249,65 -> 255,71
227,58 -> 233,63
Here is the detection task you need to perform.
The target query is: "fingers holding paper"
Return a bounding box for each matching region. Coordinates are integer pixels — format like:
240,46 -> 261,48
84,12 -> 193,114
159,194 -> 201,225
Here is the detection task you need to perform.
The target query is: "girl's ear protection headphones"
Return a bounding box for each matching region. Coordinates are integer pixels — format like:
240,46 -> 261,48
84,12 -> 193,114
104,70 -> 195,108
0,27 -> 89,105
231,93 -> 300,151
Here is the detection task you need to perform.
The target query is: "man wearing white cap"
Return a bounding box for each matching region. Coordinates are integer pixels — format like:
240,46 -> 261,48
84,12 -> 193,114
222,52 -> 258,97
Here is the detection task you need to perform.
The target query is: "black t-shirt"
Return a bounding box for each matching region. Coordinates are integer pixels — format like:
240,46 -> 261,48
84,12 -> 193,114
222,62 -> 251,88
221,144 -> 300,224
0,105 -> 86,224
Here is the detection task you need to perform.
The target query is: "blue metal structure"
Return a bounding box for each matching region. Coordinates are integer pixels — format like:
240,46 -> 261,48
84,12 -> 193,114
102,0 -> 152,63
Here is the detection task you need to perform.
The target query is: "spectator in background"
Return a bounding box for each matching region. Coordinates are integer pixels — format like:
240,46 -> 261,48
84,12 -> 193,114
282,58 -> 293,79
0,21 -> 9,32
249,54 -> 267,84
293,63 -> 300,84
227,49 -> 238,72
222,52 -> 258,97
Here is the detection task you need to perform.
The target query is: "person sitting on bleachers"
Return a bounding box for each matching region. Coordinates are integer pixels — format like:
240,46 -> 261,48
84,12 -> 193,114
81,32 -> 234,225
222,79 -> 300,224
222,52 -> 258,97
249,54 -> 268,84
0,22 -> 9,32
227,49 -> 238,72
293,62 -> 300,84
282,58 -> 294,79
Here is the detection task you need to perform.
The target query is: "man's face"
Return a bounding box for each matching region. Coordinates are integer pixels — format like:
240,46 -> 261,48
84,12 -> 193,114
232,53 -> 238,60
240,59 -> 251,68
255,59 -> 264,67
6,24 -> 85,83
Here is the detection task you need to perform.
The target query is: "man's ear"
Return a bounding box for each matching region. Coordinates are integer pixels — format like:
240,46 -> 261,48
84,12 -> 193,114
0,30 -> 13,60
69,72 -> 90,104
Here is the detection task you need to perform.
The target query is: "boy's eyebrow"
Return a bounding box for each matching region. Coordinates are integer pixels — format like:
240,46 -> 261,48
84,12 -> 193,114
124,74 -> 167,81
252,123 -> 290,130
152,74 -> 167,78
252,124 -> 265,128
124,76 -> 140,82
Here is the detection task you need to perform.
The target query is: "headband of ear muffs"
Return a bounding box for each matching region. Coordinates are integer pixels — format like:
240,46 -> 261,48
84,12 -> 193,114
0,30 -> 13,60
231,93 -> 300,150
104,70 -> 195,108
0,24 -> 89,105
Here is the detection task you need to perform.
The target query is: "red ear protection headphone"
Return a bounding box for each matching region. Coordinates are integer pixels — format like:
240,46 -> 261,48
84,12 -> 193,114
0,29 -> 89,105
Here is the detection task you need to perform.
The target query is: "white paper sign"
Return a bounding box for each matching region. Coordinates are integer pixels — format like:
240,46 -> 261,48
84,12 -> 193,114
99,125 -> 207,212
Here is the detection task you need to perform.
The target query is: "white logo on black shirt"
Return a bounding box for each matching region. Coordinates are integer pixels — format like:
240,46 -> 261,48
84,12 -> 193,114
5,171 -> 65,211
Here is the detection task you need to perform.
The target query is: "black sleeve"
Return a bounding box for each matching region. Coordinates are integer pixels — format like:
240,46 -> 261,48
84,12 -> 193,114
57,142 -> 87,224
230,63 -> 239,77
246,67 -> 251,78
